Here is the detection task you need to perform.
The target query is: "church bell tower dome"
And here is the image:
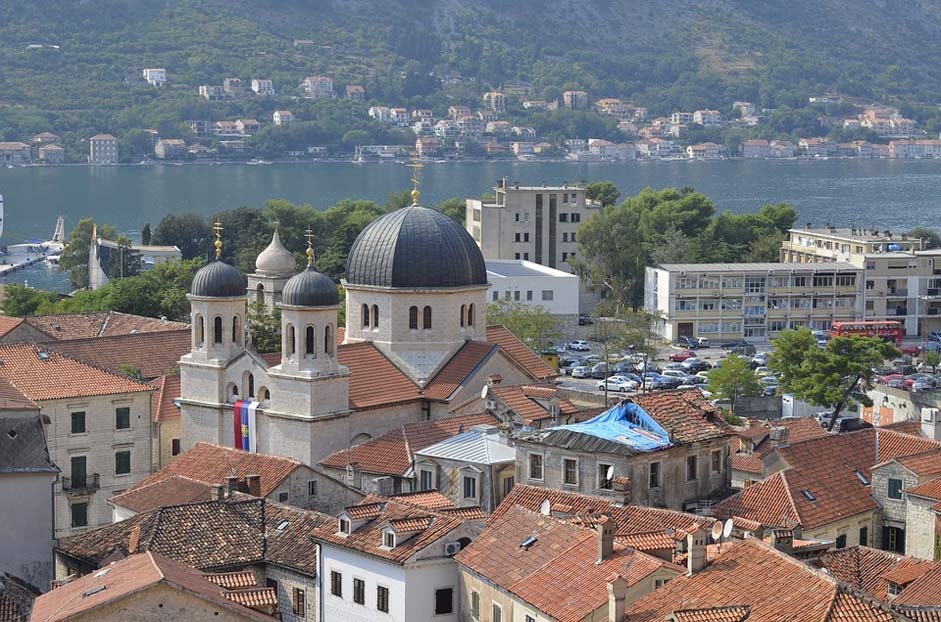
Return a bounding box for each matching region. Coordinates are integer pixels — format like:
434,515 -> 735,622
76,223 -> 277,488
254,228 -> 296,275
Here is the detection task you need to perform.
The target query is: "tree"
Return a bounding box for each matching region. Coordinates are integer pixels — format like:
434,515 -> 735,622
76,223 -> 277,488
649,228 -> 695,265
572,201 -> 646,310
59,218 -> 117,289
585,181 -> 620,207
246,302 -> 281,353
106,235 -> 142,279
707,355 -> 762,413
141,223 -> 152,245
769,328 -> 899,431
152,214 -> 213,260
909,227 -> 941,250
1,284 -> 60,317
486,300 -> 561,352
922,349 -> 941,371
437,197 -> 466,224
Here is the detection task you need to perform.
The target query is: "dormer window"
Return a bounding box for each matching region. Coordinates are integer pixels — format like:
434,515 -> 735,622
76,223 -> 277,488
383,531 -> 396,549
338,518 -> 351,535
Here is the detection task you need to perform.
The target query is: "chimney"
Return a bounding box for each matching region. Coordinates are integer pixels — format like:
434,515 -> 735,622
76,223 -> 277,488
606,574 -> 628,622
922,408 -> 941,441
224,475 -> 241,496
597,516 -> 615,562
487,374 -> 503,386
612,476 -> 632,507
210,484 -> 224,501
245,474 -> 261,497
686,527 -> 708,575
771,528 -> 794,554
128,525 -> 141,554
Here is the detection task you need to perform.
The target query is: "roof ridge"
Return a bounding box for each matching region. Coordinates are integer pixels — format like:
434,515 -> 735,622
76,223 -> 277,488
194,441 -> 302,466
33,343 -> 156,390
778,470 -> 803,526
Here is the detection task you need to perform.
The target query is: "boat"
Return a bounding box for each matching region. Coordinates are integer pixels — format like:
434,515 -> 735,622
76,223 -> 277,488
45,255 -> 60,265
0,192 -> 4,238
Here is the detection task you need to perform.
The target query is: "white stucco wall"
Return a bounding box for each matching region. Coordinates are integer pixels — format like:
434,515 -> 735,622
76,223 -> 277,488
0,471 -> 56,589
321,545 -> 407,622
486,260 -> 580,317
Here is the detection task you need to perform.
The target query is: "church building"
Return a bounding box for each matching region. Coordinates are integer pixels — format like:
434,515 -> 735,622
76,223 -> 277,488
178,199 -> 555,465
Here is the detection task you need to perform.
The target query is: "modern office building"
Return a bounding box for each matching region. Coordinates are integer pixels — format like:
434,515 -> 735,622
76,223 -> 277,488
644,262 -> 864,342
781,226 -> 941,336
485,260 -> 580,327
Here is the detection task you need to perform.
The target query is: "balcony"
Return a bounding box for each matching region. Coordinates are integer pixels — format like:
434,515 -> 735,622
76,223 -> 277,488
887,289 -> 909,297
62,473 -> 99,495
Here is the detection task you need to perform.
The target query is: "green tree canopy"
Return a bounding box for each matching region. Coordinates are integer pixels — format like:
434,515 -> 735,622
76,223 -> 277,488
152,214 -> 213,260
486,299 -> 561,352
585,181 -> 620,207
60,218 -> 117,289
707,355 -> 761,413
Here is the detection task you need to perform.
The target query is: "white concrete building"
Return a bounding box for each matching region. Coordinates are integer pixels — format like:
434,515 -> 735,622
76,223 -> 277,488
88,134 -> 119,165
273,110 -> 294,126
142,68 -> 166,87
88,228 -> 182,290
486,260 -> 580,326
251,78 -> 275,96
302,76 -> 335,99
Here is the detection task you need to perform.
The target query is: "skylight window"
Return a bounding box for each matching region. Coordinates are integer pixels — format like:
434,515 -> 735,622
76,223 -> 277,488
277,520 -> 290,532
854,469 -> 870,486
37,351 -> 50,361
82,585 -> 107,598
520,536 -> 537,549
801,490 -> 816,502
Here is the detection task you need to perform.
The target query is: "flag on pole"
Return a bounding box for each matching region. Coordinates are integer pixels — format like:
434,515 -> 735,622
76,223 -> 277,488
233,400 -> 259,452
233,400 -> 245,449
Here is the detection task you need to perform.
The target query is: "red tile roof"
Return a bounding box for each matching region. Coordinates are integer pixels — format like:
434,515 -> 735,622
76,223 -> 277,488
489,384 -> 581,424
0,343 -> 154,401
149,373 -> 181,422
732,453 -> 765,474
0,317 -> 23,338
0,377 -> 36,410
4,311 -> 187,342
423,341 -> 497,400
627,538 -> 897,622
818,546 -> 932,600
312,498 -> 467,564
907,478 -> 941,501
222,587 -> 277,609
110,475 -> 212,513
30,551 -> 271,622
616,530 -> 677,552
896,449 -> 941,477
486,325 -> 556,380
387,490 -> 455,510
126,442 -> 301,499
715,471 -> 801,528
319,412 -> 499,477
633,390 -> 734,444
669,606 -> 752,622
48,330 -> 190,379
337,342 -> 422,409
202,571 -> 257,590
894,564 -> 941,606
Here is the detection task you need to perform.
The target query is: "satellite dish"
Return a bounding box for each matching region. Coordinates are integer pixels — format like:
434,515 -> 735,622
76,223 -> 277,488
710,521 -> 723,542
606,465 -> 615,480
539,499 -> 551,516
723,518 -> 734,539
481,385 -> 489,400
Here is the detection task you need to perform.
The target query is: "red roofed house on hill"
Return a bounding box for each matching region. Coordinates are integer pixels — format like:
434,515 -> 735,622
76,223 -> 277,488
0,343 -> 154,537
179,206 -> 556,467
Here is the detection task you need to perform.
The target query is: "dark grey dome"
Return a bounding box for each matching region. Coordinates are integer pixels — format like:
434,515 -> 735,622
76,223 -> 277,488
282,267 -> 340,307
190,259 -> 245,297
346,206 -> 487,288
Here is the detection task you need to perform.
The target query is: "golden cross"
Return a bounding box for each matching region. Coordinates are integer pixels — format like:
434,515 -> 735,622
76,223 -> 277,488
406,159 -> 423,205
305,225 -> 315,267
213,221 -> 223,258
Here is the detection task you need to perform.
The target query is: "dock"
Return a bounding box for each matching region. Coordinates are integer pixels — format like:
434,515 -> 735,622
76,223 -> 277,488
0,247 -> 55,275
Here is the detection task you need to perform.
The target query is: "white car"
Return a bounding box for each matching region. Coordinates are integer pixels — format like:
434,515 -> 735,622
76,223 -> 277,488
569,340 -> 590,352
597,377 -> 638,393
571,366 -> 592,379
661,369 -> 691,381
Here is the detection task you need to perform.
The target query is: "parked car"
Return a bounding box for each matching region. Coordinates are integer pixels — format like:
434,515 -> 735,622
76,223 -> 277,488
760,376 -> 779,386
830,416 -> 872,433
682,375 -> 708,385
578,315 -> 594,326
559,357 -> 584,375
901,344 -> 922,357
751,353 -> 769,368
881,374 -> 914,389
721,339 -> 749,350
677,336 -> 700,349
571,366 -> 592,379
568,340 -> 590,351
584,354 -> 601,364
755,366 -> 771,377
762,385 -> 777,396
682,358 -> 711,373
728,344 -> 757,357
591,362 -> 610,379
661,369 -> 691,382
696,337 -> 711,348
597,377 -> 638,392
670,350 -> 695,362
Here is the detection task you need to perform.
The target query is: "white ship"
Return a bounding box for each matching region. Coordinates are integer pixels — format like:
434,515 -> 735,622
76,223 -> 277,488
0,192 -> 4,239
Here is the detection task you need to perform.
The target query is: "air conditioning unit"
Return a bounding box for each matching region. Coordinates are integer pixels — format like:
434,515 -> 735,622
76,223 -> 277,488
486,399 -> 497,410
444,541 -> 462,557
922,408 -> 938,423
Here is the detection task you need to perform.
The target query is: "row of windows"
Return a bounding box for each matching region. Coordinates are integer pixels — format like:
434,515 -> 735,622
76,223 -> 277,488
285,324 -> 335,357
492,290 -> 554,303
470,591 -> 503,622
70,407 -> 132,435
194,314 -> 241,347
675,274 -> 856,290
527,450 -> 724,488
328,570 -> 402,614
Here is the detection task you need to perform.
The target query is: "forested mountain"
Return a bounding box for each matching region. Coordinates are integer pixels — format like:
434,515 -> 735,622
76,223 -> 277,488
3,0 -> 941,150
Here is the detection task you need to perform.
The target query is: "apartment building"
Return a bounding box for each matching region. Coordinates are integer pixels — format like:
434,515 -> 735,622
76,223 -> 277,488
562,90 -> 589,110
141,68 -> 166,87
781,226 -> 941,336
251,78 -> 275,96
644,262 -> 864,342
88,134 -> 119,165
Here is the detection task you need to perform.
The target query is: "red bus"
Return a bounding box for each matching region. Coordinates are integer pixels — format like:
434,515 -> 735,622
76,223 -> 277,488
829,321 -> 903,345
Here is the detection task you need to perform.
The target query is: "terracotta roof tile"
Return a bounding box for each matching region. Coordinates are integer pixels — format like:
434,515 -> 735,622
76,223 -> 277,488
669,606 -> 752,622
441,506 -> 487,520
633,390 -> 734,444
337,342 -> 422,409
0,317 -> 23,338
149,373 -> 181,422
715,471 -> 802,528
48,330 -> 190,379
31,551 -> 272,622
907,478 -> 941,501
492,485 -> 706,536
110,475 -> 212,513
627,538 -> 895,622
486,325 -> 556,379
0,574 -> 36,622
313,498 -> 467,564
125,442 -> 300,499
345,502 -> 384,520
0,343 -> 154,401
883,420 -> 925,436
202,571 -> 257,590
388,490 -> 455,510
12,311 -> 187,343
423,341 -> 497,400
883,563 -> 935,586
222,587 -> 277,608
818,546 -> 930,600
616,530 -> 677,551
319,412 -> 499,476
0,378 -> 36,411
895,564 -> 941,606
897,449 -> 941,477
388,516 -> 432,532
732,452 -> 765,474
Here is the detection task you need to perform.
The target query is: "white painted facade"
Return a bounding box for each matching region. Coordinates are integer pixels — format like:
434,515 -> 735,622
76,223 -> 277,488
486,260 -> 579,318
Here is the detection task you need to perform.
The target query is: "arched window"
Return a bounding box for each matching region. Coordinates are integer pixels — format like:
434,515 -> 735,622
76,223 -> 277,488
264,388 -> 271,400
305,326 -> 315,355
460,304 -> 466,328
467,304 -> 475,327
409,306 -> 418,330
372,305 -> 379,329
248,373 -> 255,398
230,383 -> 239,397
324,324 -> 334,355
195,315 -> 204,346
256,283 -> 265,304
361,304 -> 370,328
232,315 -> 240,344
287,325 -> 296,355
213,316 -> 223,344
423,306 -> 432,330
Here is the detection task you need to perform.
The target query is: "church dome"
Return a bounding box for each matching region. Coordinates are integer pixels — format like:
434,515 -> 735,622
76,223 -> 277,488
255,229 -> 296,275
282,267 -> 340,307
345,206 -> 487,289
191,259 -> 245,298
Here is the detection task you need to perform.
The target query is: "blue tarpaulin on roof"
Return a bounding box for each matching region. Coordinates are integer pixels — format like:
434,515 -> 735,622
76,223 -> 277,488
552,401 -> 672,451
